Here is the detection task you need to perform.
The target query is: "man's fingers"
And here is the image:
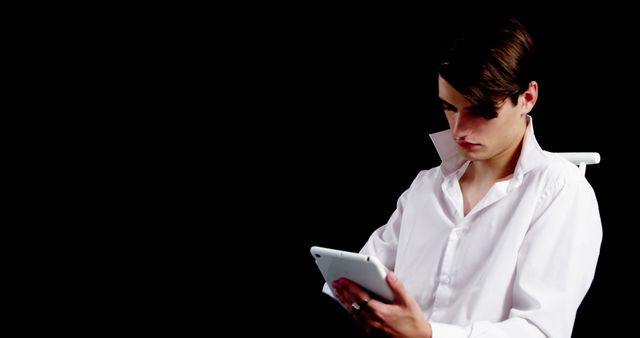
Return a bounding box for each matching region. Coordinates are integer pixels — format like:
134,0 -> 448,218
386,271 -> 412,306
333,278 -> 375,320
333,278 -> 370,305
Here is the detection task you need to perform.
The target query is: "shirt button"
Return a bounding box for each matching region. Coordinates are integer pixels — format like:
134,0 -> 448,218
441,275 -> 451,284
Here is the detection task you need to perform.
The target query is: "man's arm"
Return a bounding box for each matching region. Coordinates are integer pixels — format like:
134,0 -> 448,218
322,187 -> 408,300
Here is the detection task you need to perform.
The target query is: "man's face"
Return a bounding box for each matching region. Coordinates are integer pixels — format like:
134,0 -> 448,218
438,75 -> 528,162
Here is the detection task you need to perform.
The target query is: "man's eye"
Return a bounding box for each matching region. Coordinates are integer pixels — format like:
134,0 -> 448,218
468,110 -> 486,117
443,106 -> 454,112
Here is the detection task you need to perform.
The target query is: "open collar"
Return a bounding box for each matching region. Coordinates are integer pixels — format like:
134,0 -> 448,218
429,115 -> 547,178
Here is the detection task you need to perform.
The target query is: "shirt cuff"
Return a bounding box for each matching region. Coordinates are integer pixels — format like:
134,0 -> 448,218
322,282 -> 351,312
430,321 -> 469,338
322,283 -> 337,299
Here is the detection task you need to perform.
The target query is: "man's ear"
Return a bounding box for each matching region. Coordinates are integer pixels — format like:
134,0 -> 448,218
521,81 -> 538,114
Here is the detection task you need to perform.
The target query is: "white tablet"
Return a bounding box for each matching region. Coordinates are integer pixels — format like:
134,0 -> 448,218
310,246 -> 394,302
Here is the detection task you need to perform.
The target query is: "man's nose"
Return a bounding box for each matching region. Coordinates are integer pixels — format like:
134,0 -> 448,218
452,113 -> 471,139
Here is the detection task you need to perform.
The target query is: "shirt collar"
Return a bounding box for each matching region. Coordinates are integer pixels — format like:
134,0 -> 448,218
429,115 -> 547,177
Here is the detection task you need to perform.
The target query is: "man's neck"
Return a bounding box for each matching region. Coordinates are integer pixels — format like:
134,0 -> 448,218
468,133 -> 525,183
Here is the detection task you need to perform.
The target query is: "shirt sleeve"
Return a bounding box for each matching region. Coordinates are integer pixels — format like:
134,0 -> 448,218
322,186 -> 411,301
431,175 -> 602,338
430,318 -> 545,338
359,180 -> 413,271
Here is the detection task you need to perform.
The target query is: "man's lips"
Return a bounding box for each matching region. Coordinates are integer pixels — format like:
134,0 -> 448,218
457,140 -> 478,149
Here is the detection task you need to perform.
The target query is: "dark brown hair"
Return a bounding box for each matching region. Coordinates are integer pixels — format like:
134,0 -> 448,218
438,16 -> 536,119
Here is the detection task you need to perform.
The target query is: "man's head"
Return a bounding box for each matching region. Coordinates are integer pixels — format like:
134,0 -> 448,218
438,16 -> 538,162
439,16 -> 536,119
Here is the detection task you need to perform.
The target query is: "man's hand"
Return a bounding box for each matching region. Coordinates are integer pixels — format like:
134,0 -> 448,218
332,272 -> 432,338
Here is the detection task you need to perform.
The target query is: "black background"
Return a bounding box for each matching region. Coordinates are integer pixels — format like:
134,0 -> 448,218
209,8 -> 635,337
26,4 -> 639,336
122,6 -> 637,337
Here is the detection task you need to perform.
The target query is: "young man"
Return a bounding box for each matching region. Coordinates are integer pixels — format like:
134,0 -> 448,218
328,17 -> 602,338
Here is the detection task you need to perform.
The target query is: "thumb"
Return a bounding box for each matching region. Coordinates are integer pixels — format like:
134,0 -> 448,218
386,271 -> 411,305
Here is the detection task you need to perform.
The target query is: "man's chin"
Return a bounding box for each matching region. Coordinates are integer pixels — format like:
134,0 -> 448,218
459,149 -> 487,161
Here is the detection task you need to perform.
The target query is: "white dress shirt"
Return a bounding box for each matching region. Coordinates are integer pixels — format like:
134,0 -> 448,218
325,117 -> 602,337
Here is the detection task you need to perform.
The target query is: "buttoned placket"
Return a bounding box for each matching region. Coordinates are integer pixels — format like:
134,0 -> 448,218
431,225 -> 467,318
431,167 -> 513,320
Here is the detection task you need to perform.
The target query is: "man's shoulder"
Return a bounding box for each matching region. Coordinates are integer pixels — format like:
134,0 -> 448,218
527,151 -> 589,187
407,166 -> 444,191
415,166 -> 443,181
